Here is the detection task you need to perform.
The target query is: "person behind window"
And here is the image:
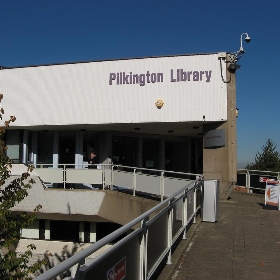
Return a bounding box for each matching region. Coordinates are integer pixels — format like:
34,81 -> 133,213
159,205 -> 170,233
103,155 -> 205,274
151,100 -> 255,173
88,151 -> 98,169
88,151 -> 101,189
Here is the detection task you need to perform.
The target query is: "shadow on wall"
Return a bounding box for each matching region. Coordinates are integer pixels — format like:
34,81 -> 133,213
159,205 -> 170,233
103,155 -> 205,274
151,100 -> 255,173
36,242 -> 85,280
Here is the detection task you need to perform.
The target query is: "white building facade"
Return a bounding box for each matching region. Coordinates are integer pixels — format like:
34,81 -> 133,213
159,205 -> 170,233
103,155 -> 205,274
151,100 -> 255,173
0,52 -> 237,197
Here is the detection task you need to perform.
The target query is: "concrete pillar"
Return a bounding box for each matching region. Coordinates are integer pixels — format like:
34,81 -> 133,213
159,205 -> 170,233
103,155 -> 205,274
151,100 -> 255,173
194,138 -> 199,173
159,138 -> 165,170
203,58 -> 237,199
53,132 -> 59,168
79,222 -> 84,242
138,136 -> 143,168
188,138 -> 192,173
22,130 -> 28,164
75,131 -> 83,169
32,132 -> 38,165
90,222 -> 97,243
45,220 -> 50,240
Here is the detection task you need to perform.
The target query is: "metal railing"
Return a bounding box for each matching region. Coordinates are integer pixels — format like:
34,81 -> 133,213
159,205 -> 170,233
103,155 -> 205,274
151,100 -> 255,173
34,164 -> 110,189
34,178 -> 202,280
34,164 -> 202,200
237,169 -> 280,193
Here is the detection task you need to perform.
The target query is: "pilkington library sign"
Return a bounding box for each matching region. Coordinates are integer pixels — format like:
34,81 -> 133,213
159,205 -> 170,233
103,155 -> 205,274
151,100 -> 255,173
109,69 -> 212,86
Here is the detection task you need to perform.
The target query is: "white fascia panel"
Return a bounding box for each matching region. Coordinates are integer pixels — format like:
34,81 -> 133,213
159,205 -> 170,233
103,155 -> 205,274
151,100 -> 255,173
0,54 -> 228,127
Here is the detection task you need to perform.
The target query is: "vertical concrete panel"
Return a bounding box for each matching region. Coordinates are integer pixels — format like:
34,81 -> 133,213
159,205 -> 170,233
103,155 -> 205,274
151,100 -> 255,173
203,56 -> 237,199
90,222 -> 96,242
79,222 -> 84,242
45,220 -> 50,239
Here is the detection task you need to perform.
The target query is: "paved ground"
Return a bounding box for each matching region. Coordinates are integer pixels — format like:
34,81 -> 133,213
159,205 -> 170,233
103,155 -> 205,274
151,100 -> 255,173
161,191 -> 280,280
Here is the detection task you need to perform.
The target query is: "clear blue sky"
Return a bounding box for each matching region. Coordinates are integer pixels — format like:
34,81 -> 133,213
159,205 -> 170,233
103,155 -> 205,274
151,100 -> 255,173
0,0 -> 279,168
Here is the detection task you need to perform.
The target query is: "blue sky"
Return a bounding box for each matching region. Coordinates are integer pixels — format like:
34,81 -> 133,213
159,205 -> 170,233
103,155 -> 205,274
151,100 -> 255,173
0,0 -> 279,167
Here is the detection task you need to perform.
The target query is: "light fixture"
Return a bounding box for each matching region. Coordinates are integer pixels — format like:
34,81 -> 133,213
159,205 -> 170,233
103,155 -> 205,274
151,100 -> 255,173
236,108 -> 239,118
155,99 -> 164,109
240,33 -> 251,52
227,32 -> 251,73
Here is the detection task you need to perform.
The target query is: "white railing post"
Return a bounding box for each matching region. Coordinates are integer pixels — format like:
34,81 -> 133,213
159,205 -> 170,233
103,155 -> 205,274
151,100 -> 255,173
193,187 -> 197,224
71,258 -> 85,279
160,171 -> 164,202
166,200 -> 174,265
63,165 -> 66,189
102,166 -> 105,190
182,190 -> 188,240
140,218 -> 148,280
110,164 -> 113,190
133,169 -> 137,196
247,170 -> 251,193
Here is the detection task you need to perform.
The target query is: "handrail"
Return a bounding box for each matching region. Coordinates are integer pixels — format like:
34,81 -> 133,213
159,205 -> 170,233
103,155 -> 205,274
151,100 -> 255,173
34,180 -> 199,280
113,164 -> 203,178
237,169 -> 280,193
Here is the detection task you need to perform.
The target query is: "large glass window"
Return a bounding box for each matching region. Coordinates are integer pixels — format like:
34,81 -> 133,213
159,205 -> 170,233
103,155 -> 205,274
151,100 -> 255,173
59,132 -> 75,165
50,220 -> 79,242
142,138 -> 159,169
165,140 -> 189,173
37,132 -> 53,164
6,130 -> 20,163
83,132 -> 100,162
112,136 -> 138,166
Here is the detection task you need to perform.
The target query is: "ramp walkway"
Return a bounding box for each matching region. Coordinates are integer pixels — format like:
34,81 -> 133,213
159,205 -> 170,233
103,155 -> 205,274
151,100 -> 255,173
161,191 -> 280,280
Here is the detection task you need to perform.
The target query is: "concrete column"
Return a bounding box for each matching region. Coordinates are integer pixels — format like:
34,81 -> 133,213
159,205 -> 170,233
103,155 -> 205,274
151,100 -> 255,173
79,222 -> 84,242
203,57 -> 237,199
138,136 -> 143,168
75,131 -> 83,169
188,138 -> 192,173
53,132 -> 59,168
159,138 -> 165,170
90,222 -> 97,243
22,130 -> 28,164
32,132 -> 38,165
45,220 -> 50,240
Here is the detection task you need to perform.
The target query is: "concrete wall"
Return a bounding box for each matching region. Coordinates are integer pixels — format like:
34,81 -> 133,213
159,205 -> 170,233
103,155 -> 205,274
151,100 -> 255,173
203,57 -> 237,200
98,191 -> 160,228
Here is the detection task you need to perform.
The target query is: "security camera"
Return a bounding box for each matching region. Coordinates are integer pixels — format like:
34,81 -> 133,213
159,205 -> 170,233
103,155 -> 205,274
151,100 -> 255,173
244,35 -> 251,43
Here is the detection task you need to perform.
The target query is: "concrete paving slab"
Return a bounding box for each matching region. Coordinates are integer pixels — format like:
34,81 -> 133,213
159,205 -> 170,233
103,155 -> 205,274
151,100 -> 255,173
162,191 -> 280,280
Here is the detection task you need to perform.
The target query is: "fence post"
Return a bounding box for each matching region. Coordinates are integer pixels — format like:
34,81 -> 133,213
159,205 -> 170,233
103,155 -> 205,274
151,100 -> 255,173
63,165 -> 66,189
72,258 -> 85,280
193,187 -> 197,224
160,171 -> 164,202
166,200 -> 174,265
182,189 -> 188,240
247,170 -> 251,193
139,218 -> 148,280
133,169 -> 137,196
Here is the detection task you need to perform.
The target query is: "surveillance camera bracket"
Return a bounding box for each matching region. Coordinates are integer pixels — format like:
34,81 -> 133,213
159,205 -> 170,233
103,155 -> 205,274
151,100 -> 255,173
227,49 -> 245,64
